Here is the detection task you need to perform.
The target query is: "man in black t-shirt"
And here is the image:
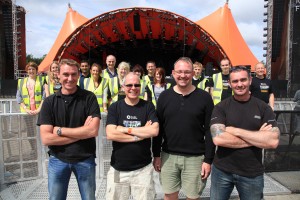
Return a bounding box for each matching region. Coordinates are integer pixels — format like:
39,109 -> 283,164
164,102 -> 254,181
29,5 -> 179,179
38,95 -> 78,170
210,66 -> 280,200
105,72 -> 159,200
250,62 -> 275,110
38,59 -> 100,200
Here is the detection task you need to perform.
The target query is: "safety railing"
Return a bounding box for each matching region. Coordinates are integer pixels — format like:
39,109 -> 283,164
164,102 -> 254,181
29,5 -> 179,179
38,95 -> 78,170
0,112 -> 109,184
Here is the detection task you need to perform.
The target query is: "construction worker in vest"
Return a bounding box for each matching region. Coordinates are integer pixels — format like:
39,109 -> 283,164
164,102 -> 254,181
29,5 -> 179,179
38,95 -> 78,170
107,61 -> 130,105
132,64 -> 147,99
16,61 -> 45,150
45,61 -> 61,97
84,63 -> 108,113
144,60 -> 156,86
78,60 -> 91,89
211,58 -> 233,105
102,55 -> 118,79
144,67 -> 171,108
192,61 -> 205,87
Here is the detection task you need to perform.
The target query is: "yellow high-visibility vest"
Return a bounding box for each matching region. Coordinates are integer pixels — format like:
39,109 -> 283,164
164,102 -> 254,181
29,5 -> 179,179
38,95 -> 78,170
149,83 -> 171,108
18,76 -> 44,112
84,77 -> 108,112
212,73 -> 223,105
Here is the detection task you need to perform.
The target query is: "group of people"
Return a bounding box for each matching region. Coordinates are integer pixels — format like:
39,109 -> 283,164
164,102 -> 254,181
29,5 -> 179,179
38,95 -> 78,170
17,55 -> 281,200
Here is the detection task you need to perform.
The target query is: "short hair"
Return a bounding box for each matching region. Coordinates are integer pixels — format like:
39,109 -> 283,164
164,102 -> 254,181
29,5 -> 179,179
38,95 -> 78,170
193,61 -> 203,69
154,67 -> 167,85
80,60 -> 89,65
58,59 -> 80,72
132,64 -> 145,77
25,62 -> 38,71
106,55 -> 116,61
146,60 -> 156,66
174,57 -> 193,69
123,72 -> 140,85
220,58 -> 231,65
255,62 -> 265,68
229,66 -> 250,80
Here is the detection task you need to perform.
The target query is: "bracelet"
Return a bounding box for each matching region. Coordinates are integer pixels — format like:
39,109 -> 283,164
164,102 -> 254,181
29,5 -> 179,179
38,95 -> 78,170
128,127 -> 132,134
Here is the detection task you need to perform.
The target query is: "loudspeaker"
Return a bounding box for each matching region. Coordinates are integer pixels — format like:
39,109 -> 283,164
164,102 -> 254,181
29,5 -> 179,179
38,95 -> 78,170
133,13 -> 141,31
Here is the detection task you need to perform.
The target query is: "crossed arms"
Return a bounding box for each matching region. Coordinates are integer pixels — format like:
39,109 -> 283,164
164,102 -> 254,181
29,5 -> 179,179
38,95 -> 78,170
210,123 -> 280,149
106,120 -> 159,142
40,116 -> 100,146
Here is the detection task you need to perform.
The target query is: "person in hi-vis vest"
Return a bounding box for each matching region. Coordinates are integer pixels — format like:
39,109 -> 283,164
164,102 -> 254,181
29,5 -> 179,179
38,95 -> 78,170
45,61 -> 61,97
144,67 -> 171,108
102,55 -> 118,79
16,62 -> 45,150
132,64 -> 147,100
107,61 -> 130,105
210,58 -> 233,105
84,63 -> 108,113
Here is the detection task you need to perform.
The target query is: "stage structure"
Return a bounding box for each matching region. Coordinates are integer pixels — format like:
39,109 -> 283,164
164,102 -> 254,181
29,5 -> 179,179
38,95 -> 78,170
264,0 -> 300,97
38,3 -> 259,75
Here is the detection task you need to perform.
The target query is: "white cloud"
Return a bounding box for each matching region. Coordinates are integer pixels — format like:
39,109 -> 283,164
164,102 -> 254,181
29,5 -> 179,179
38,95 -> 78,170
17,0 -> 265,61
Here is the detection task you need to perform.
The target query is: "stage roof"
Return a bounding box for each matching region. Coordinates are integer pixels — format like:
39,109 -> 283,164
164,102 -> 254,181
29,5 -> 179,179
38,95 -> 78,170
38,3 -> 258,72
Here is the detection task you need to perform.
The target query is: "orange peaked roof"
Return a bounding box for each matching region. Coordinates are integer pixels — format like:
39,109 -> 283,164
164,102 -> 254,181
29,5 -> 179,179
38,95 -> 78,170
38,6 -> 88,72
195,3 -> 258,70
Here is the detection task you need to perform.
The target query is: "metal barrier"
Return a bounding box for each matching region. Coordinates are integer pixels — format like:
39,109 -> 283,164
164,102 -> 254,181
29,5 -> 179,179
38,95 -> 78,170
0,112 -> 109,184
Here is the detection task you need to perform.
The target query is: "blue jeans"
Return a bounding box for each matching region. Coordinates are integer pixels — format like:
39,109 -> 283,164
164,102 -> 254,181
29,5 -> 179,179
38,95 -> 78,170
210,165 -> 263,200
48,155 -> 96,200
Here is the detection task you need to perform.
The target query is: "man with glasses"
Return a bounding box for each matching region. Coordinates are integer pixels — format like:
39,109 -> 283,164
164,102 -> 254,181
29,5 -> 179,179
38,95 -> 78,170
210,66 -> 280,200
153,57 -> 215,200
211,58 -> 232,105
105,72 -> 159,200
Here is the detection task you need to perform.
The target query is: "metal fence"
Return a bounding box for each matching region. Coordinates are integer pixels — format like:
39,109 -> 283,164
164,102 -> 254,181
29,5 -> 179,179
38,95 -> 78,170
0,112 -> 109,184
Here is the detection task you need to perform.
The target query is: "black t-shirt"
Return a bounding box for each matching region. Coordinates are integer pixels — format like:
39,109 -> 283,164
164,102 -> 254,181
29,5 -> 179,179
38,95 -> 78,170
210,96 -> 277,177
153,87 -> 215,164
221,74 -> 232,101
37,86 -> 101,163
250,76 -> 273,104
106,99 -> 158,171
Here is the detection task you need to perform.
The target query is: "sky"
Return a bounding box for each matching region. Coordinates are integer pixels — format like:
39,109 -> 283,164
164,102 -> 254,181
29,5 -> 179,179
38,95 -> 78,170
17,0 -> 266,62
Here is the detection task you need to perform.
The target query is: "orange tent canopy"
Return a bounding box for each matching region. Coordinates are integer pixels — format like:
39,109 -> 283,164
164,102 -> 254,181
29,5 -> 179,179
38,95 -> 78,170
195,3 -> 258,70
38,6 -> 88,72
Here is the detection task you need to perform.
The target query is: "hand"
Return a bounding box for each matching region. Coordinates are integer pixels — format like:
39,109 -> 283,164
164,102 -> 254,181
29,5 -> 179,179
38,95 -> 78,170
260,123 -> 273,131
153,157 -> 161,172
201,162 -> 211,179
84,116 -> 93,126
145,120 -> 152,126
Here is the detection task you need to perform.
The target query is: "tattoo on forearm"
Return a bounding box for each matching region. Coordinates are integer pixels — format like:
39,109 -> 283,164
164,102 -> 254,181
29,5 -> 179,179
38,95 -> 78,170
211,124 -> 225,138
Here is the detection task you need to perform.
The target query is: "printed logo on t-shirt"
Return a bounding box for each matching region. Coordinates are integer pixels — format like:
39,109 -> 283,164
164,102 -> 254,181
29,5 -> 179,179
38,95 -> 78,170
123,120 -> 141,127
222,80 -> 229,90
260,83 -> 269,93
254,115 -> 261,119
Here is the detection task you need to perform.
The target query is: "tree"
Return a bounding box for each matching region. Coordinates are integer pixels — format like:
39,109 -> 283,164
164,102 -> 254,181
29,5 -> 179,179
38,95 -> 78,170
26,54 -> 46,65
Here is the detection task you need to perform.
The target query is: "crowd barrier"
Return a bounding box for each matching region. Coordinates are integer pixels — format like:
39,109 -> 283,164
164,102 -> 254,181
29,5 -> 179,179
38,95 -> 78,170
0,99 -> 299,184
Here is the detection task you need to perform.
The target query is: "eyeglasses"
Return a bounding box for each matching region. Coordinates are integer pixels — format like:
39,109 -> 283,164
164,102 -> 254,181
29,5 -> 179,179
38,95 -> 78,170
174,70 -> 193,75
124,84 -> 141,88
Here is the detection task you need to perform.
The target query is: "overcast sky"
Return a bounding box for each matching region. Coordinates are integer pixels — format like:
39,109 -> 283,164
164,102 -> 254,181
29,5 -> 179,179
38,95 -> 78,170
17,0 -> 266,61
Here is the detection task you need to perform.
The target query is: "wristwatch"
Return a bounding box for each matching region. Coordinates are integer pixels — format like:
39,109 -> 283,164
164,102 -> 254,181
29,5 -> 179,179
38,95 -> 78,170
57,127 -> 62,136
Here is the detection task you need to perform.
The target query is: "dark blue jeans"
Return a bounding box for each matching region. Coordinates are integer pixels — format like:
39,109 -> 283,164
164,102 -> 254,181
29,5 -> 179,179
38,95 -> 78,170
48,155 -> 96,200
210,165 -> 263,200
